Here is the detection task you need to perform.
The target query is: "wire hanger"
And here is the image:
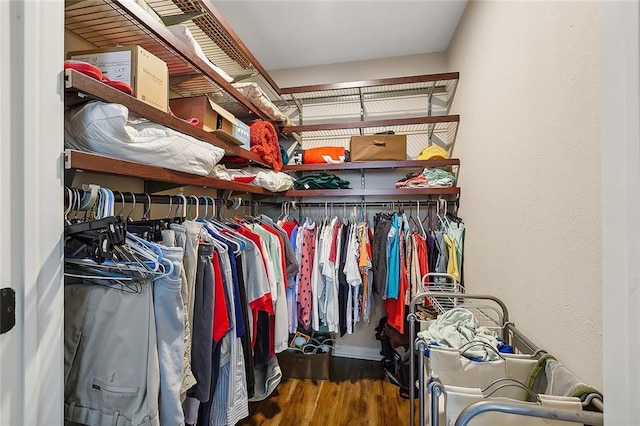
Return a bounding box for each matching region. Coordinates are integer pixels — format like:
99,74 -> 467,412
141,193 -> 152,221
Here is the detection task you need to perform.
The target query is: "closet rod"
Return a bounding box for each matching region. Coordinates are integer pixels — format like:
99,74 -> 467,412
279,200 -> 460,208
65,190 -> 259,209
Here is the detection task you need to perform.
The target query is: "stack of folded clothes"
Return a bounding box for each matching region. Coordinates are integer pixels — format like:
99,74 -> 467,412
395,167 -> 455,188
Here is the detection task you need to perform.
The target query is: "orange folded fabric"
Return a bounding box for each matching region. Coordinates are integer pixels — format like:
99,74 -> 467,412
303,146 -> 346,164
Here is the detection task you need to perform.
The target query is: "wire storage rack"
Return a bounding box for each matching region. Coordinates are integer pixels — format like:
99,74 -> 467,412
407,275 -> 604,426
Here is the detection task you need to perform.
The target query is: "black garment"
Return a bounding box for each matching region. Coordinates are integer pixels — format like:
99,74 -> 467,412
187,244 -> 214,402
338,224 -> 349,337
197,341 -> 222,426
372,215 -> 392,295
426,231 -> 438,274
254,310 -> 271,366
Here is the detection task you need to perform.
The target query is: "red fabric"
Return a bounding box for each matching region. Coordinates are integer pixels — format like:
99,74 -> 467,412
249,121 -> 282,172
212,252 -> 230,342
328,223 -> 341,263
280,220 -> 298,238
414,233 -> 430,307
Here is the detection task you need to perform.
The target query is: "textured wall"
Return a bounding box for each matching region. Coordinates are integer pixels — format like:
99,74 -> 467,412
446,1 -> 602,388
269,52 -> 447,87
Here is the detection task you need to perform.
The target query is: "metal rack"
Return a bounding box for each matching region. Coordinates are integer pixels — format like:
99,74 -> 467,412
278,73 -> 460,158
64,0 -> 271,121
407,280 -> 604,426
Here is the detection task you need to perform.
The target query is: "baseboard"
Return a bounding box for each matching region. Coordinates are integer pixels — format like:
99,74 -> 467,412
332,345 -> 382,361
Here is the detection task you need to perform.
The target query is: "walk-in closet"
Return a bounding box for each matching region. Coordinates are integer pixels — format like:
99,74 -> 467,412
1,1 -> 637,425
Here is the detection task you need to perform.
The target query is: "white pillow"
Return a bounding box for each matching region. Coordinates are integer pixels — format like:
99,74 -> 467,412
167,24 -> 234,83
65,101 -> 225,176
233,82 -> 292,125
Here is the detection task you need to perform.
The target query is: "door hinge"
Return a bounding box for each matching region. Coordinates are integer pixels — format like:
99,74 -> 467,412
1,288 -> 16,334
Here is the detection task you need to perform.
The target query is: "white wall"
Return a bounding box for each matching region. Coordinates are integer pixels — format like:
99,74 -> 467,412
601,1 -> 640,423
1,1 -> 64,425
270,52 -> 447,87
446,1 -> 602,388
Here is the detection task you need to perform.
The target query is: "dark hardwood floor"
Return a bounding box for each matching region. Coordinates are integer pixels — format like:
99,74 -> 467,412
238,358 -> 417,426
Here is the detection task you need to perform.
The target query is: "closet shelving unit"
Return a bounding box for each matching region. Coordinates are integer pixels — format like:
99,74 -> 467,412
64,0 -> 287,196
65,0 -> 279,121
64,0 -> 461,201
277,73 -> 461,199
281,158 -> 461,197
143,0 -> 284,101
64,69 -> 266,164
63,68 -> 282,195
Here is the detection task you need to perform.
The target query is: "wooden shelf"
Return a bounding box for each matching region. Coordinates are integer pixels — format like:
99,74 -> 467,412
146,0 -> 282,96
283,187 -> 460,197
282,159 -> 460,172
280,72 -> 459,94
64,69 -> 267,166
64,0 -> 270,121
282,115 -> 459,134
275,72 -> 459,129
64,150 -> 279,195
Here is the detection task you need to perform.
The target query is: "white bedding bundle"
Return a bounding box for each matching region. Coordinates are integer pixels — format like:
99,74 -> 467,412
65,101 -> 225,176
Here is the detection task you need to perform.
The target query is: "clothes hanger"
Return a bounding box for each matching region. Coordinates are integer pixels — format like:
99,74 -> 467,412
125,191 -> 136,222
410,200 -> 427,239
114,191 -> 125,217
174,193 -> 187,221
65,186 -> 168,281
64,187 -> 74,224
128,193 -> 174,242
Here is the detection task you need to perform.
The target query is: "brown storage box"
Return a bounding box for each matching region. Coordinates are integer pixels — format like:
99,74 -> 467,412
68,46 -> 168,112
169,96 -> 249,147
350,134 -> 407,161
276,350 -> 331,380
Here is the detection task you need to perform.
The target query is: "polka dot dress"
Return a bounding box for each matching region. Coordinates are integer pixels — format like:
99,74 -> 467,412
297,225 -> 316,329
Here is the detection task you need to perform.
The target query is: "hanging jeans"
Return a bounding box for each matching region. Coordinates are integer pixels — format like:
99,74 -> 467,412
64,281 -> 160,426
154,246 -> 187,426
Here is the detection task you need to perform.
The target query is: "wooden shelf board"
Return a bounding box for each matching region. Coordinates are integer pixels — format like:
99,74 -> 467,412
282,159 -> 460,172
280,72 -> 460,94
282,115 -> 460,133
64,150 -> 278,195
283,187 -> 460,197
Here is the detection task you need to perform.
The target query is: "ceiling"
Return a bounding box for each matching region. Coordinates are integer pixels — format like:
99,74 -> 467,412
213,1 -> 468,71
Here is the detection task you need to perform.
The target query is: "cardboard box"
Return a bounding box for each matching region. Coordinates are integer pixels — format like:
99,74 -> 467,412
350,134 -> 407,161
169,96 -> 250,148
69,46 -> 168,112
276,349 -> 331,380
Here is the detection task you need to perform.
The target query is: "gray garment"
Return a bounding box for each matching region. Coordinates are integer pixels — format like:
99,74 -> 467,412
170,224 -> 198,396
188,244 -> 214,402
183,220 -> 204,329
182,397 -> 200,425
259,214 -> 299,279
434,231 -> 449,287
64,282 -> 160,426
249,355 -> 282,402
154,246 -> 186,426
372,217 -> 392,296
161,229 -> 176,247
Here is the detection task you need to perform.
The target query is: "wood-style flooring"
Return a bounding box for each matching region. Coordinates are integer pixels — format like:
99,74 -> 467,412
238,358 -> 417,426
